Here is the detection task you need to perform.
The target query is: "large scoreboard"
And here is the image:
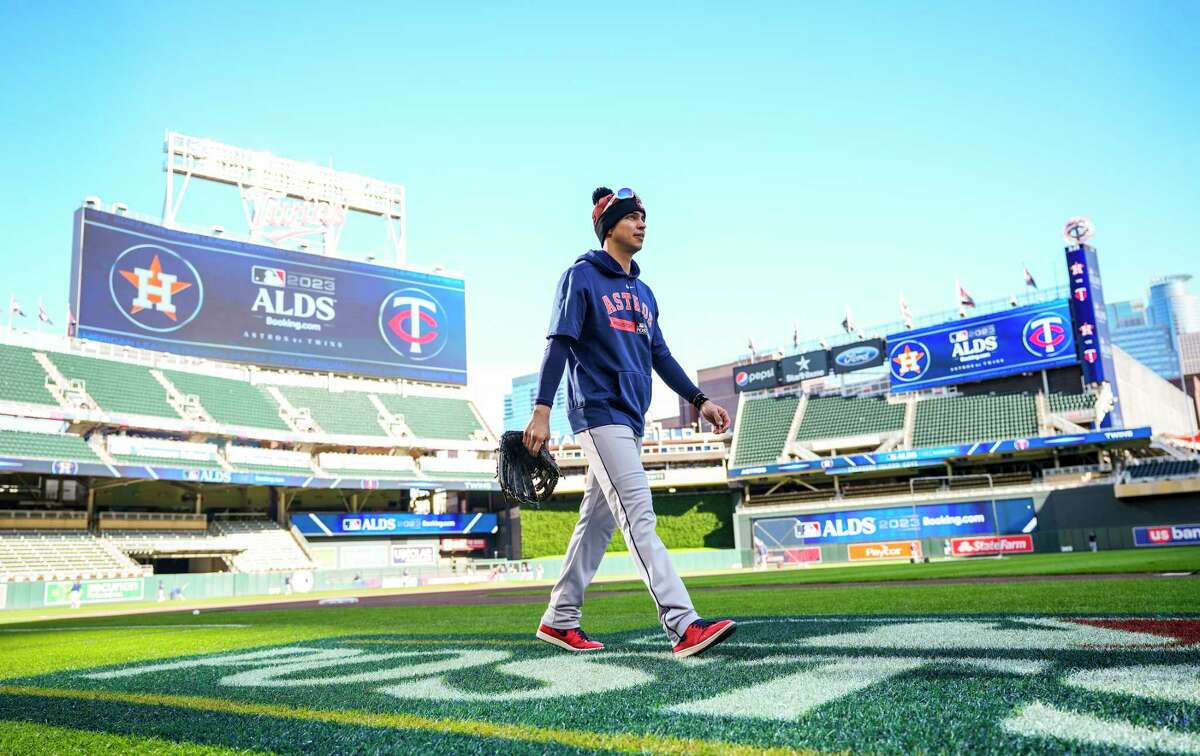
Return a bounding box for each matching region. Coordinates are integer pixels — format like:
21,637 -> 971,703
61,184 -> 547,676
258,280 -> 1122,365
70,208 -> 467,384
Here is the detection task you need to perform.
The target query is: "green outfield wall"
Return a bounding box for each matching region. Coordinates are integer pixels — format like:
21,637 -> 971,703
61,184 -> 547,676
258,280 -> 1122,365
0,549 -> 745,611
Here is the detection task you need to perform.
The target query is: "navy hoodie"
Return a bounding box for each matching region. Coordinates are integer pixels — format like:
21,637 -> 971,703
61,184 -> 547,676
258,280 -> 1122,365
547,250 -> 674,437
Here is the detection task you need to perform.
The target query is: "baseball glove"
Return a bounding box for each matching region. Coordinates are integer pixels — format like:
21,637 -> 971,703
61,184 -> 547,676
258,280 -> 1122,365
497,430 -> 560,507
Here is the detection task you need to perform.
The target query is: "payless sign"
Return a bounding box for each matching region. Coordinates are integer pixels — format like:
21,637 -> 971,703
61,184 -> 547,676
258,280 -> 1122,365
732,360 -> 781,393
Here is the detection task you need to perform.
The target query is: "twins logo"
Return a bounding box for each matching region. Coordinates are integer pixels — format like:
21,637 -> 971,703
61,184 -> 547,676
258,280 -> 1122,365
888,339 -> 930,381
378,287 -> 449,361
1021,312 -> 1070,358
108,244 -> 204,333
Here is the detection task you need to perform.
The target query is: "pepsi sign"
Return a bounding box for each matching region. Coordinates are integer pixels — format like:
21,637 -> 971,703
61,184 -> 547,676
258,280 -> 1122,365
886,301 -> 1078,393
830,339 -> 885,374
732,360 -> 781,393
70,209 -> 467,384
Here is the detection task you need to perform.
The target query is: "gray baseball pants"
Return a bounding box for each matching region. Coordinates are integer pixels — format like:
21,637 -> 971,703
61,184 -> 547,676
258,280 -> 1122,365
540,423 -> 700,643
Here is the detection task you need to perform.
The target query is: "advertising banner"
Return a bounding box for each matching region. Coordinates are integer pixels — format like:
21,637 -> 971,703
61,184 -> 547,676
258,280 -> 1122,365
441,537 -> 488,552
830,339 -> 885,374
45,578 -> 144,606
291,512 -> 498,537
390,544 -> 438,566
780,350 -> 828,384
732,360 -> 781,393
782,547 -> 822,564
1066,245 -> 1122,426
886,301 -> 1078,393
950,534 -> 1033,556
847,541 -> 922,561
71,208 -> 467,383
752,498 -> 1036,549
1133,524 -> 1200,547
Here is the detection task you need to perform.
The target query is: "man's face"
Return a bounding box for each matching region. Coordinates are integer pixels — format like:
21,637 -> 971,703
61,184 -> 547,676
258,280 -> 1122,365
608,211 -> 646,252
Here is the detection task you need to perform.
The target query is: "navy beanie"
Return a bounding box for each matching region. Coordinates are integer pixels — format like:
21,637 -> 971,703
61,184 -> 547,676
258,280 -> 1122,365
591,187 -> 645,243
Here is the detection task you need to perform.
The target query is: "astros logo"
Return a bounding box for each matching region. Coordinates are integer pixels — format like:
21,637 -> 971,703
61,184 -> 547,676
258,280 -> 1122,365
888,339 -> 929,381
1022,312 -> 1069,357
108,244 -> 203,333
379,287 -> 449,361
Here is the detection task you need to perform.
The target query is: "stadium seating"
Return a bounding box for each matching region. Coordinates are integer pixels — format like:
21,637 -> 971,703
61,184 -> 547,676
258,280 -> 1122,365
795,395 -> 906,442
1126,459 -> 1200,480
0,344 -> 58,406
912,393 -> 1038,447
318,452 -> 417,479
420,455 -> 496,480
277,386 -> 387,437
46,352 -> 178,419
731,394 -> 801,467
161,369 -> 290,431
375,394 -> 485,441
0,531 -> 142,581
0,430 -> 100,461
101,530 -> 231,555
1047,392 -> 1097,414
210,518 -> 315,573
225,445 -> 314,475
107,437 -> 224,470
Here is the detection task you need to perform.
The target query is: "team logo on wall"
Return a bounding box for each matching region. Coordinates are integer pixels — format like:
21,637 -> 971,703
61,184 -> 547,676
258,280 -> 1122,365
1022,312 -> 1070,358
888,340 -> 930,382
378,287 -> 449,361
108,244 -> 204,332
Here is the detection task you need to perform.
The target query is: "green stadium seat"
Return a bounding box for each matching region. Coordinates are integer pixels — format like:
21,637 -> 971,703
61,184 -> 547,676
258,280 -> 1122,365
0,344 -> 58,407
375,394 -> 485,441
162,370 -> 290,431
795,396 -> 906,442
912,393 -> 1038,447
1047,392 -> 1097,414
46,352 -> 178,419
0,430 -> 100,461
731,394 -> 801,467
277,386 -> 389,437
111,454 -> 225,470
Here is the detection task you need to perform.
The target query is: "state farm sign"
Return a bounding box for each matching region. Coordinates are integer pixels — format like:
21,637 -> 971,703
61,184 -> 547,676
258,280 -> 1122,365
951,534 -> 1033,557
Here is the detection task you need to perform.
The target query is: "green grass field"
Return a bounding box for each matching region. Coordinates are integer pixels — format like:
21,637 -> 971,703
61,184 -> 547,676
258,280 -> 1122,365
0,548 -> 1197,754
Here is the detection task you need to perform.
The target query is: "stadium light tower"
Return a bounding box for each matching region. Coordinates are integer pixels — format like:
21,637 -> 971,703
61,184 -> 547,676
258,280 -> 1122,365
162,131 -> 408,266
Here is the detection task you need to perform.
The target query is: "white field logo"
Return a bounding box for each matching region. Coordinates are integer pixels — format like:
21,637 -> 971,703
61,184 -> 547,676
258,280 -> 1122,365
68,617 -> 1200,752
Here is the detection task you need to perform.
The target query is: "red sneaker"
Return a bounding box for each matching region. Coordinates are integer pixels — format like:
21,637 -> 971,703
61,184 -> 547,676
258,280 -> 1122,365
536,623 -> 605,652
672,618 -> 737,658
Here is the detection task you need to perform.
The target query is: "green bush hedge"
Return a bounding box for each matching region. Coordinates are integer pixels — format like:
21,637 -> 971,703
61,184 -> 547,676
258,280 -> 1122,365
520,491 -> 735,559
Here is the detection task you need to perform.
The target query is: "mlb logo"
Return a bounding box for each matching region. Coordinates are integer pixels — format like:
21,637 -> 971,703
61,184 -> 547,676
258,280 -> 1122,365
800,521 -> 821,538
949,329 -> 967,343
252,266 -> 286,287
1014,439 -> 1029,450
1148,527 -> 1172,544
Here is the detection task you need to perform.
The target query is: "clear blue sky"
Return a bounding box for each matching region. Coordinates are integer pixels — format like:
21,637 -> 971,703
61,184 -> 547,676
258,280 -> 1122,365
1,3 -> 1197,428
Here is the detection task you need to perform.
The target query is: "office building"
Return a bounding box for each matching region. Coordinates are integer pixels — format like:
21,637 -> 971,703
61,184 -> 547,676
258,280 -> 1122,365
503,373 -> 572,441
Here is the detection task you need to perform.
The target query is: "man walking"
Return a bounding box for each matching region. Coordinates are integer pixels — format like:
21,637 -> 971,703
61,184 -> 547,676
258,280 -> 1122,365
523,187 -> 736,658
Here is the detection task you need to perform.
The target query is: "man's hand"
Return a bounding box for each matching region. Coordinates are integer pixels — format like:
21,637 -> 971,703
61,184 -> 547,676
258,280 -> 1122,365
699,400 -> 731,433
523,404 -> 551,455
